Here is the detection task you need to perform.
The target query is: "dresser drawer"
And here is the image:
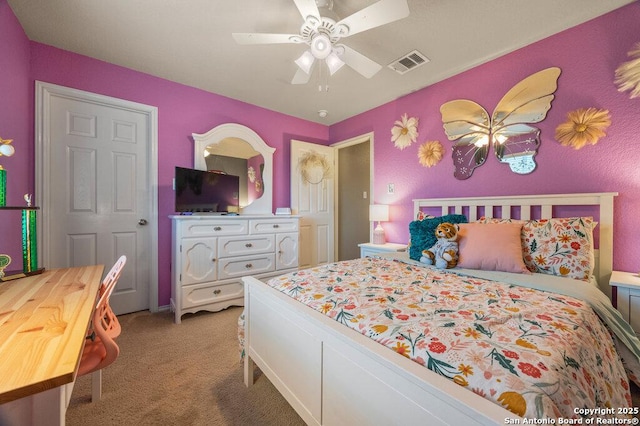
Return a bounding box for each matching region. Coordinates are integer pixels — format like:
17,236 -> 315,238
181,219 -> 248,237
181,281 -> 243,309
218,235 -> 275,258
218,254 -> 275,279
250,219 -> 298,234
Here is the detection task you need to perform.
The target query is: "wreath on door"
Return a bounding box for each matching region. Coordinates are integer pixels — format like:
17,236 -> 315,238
298,150 -> 332,185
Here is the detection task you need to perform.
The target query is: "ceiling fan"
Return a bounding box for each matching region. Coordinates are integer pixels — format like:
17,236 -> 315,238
232,0 -> 410,84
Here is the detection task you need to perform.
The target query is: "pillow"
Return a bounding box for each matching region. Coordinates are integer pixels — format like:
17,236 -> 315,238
457,222 -> 530,273
408,214 -> 467,260
477,216 -> 595,281
521,217 -> 595,281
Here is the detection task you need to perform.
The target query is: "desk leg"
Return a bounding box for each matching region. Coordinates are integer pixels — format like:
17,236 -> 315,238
0,385 -> 70,426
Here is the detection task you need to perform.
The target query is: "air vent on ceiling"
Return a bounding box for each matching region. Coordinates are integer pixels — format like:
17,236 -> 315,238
388,50 -> 430,75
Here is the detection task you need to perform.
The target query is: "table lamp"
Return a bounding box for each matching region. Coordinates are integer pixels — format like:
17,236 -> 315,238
369,204 -> 389,245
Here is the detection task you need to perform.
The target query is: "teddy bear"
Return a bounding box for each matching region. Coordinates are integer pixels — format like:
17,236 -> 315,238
419,222 -> 459,269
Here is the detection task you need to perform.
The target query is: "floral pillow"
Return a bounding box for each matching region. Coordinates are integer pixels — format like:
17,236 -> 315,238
478,216 -> 595,281
522,217 -> 595,281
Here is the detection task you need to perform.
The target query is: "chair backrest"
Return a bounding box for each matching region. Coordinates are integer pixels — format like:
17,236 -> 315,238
91,287 -> 120,369
100,255 -> 126,337
100,255 -> 127,298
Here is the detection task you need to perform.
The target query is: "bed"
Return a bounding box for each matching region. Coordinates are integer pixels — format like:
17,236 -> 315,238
241,192 -> 640,424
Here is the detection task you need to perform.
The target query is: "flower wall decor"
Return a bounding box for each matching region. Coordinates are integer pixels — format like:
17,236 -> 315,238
418,140 -> 444,167
615,42 -> 640,99
555,108 -> 611,150
247,166 -> 256,183
391,113 -> 418,150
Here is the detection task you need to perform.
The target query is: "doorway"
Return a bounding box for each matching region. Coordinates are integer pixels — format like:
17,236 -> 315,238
334,134 -> 372,261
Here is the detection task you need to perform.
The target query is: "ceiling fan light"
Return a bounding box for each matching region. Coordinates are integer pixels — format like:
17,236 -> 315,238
295,50 -> 315,74
326,52 -> 344,75
310,34 -> 332,59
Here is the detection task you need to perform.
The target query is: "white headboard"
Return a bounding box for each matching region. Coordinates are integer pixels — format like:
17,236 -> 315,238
413,193 -> 618,294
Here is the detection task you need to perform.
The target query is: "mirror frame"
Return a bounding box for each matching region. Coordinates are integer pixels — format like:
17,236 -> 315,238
193,123 -> 275,215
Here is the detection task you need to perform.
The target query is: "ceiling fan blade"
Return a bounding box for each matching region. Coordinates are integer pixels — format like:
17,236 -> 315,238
232,33 -> 300,45
336,0 -> 410,37
339,45 -> 383,79
292,67 -> 312,85
293,0 -> 321,21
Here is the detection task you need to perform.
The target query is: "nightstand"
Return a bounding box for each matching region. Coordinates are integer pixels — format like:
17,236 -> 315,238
358,242 -> 407,258
610,270 -> 640,335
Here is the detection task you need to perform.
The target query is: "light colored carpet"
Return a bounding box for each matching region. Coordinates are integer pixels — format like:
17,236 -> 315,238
66,307 -> 305,426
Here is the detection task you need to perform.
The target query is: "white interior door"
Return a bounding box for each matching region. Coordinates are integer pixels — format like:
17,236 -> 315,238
291,140 -> 335,268
36,82 -> 158,314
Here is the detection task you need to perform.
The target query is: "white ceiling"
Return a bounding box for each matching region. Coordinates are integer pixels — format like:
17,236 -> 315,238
8,0 -> 634,125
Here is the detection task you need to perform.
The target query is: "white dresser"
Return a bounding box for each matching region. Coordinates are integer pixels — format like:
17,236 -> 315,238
171,215 -> 299,323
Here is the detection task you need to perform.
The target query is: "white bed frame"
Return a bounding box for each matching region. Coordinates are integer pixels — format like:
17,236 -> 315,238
242,192 -> 617,425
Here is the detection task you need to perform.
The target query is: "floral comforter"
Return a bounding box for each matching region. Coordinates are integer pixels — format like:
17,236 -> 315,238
259,256 -> 637,419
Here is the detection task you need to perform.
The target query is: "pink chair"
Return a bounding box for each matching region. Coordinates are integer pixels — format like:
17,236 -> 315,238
87,255 -> 125,341
78,256 -> 126,402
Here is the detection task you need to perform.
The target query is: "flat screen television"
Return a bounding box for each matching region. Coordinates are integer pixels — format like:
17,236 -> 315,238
175,166 -> 240,213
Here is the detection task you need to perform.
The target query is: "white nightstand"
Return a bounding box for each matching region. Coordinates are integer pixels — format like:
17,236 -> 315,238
358,242 -> 407,259
610,270 -> 640,335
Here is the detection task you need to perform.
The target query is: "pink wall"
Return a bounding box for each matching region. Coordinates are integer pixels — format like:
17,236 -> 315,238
0,0 -> 31,266
29,47 -> 328,304
2,0 -> 639,306
330,3 -> 640,274
1,0 -> 328,305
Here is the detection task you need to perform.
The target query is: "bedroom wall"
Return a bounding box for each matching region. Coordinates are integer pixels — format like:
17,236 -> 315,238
329,2 -> 640,275
2,0 -> 639,305
0,0 -> 329,306
0,0 -> 31,267
28,47 -> 329,305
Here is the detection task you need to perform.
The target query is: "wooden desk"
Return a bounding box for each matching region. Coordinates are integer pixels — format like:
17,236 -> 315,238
0,265 -> 104,425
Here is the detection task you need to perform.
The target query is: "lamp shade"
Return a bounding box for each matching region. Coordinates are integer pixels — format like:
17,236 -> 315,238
326,52 -> 345,75
369,204 -> 389,222
295,50 -> 315,74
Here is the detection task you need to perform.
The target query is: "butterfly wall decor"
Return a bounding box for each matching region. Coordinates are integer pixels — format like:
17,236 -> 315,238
440,67 -> 561,180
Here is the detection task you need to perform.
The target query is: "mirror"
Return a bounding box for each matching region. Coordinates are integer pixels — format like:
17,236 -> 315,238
441,67 -> 561,179
193,124 -> 275,215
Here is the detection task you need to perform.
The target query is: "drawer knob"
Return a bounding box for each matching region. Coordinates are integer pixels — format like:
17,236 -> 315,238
213,289 -> 221,295
245,263 -> 253,269
273,224 -> 279,228
245,243 -> 253,248
214,226 -> 222,231
211,258 -> 216,263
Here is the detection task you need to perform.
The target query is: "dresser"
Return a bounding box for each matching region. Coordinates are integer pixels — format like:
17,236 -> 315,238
171,215 -> 299,323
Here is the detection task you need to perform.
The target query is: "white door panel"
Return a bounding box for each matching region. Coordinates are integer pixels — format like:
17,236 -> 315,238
291,140 -> 335,268
37,83 -> 157,314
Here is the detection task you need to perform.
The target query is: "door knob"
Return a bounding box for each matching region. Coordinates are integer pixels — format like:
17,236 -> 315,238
138,219 -> 148,226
